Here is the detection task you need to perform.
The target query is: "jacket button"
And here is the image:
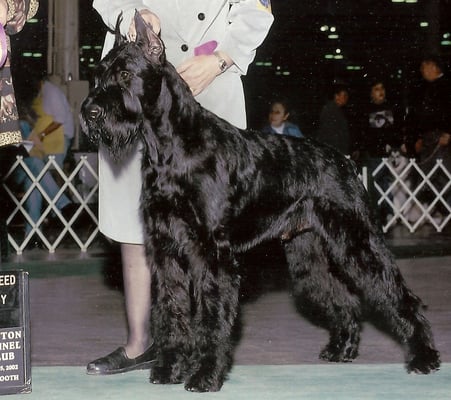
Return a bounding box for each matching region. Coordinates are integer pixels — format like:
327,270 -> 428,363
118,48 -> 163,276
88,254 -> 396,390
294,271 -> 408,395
198,13 -> 205,21
181,44 -> 189,52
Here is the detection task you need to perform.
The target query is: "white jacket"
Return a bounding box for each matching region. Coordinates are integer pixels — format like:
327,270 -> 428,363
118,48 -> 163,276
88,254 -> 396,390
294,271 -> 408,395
92,0 -> 273,243
93,0 -> 273,127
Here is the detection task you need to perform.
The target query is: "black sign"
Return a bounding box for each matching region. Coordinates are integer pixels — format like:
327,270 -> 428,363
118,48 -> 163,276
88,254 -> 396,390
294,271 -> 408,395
0,271 -> 31,395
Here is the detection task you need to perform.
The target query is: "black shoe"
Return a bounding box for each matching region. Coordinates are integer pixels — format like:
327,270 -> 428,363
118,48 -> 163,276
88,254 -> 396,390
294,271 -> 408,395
86,346 -> 156,375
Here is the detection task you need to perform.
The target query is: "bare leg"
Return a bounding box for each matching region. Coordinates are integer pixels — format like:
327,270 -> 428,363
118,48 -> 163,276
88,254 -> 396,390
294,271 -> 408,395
121,242 -> 151,357
86,242 -> 154,374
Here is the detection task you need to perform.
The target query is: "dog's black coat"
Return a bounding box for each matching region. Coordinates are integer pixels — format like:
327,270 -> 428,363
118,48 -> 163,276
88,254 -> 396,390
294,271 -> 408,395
81,12 -> 440,392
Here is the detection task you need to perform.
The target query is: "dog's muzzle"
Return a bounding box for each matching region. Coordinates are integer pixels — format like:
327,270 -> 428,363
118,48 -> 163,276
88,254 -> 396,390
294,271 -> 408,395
84,104 -> 102,121
80,100 -> 104,145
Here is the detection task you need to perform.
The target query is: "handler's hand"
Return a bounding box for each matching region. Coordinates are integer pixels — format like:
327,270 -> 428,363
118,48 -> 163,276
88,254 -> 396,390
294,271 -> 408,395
128,9 -> 161,40
176,55 -> 222,97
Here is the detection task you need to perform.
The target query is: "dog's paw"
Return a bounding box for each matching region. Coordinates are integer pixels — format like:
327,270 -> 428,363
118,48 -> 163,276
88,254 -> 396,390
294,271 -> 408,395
319,344 -> 358,363
407,348 -> 441,374
150,365 -> 183,385
184,372 -> 223,393
150,371 -> 171,385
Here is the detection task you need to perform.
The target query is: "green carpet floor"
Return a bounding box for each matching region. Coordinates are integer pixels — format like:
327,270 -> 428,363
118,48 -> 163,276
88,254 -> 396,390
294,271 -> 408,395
11,363 -> 451,400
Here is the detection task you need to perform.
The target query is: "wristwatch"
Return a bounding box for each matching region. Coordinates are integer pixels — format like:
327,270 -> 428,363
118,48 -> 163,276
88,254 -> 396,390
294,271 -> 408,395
214,52 -> 228,73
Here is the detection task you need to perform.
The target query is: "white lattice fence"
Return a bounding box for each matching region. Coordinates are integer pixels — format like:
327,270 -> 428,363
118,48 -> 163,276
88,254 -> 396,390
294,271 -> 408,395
2,154 -> 99,254
371,157 -> 451,233
1,154 -> 450,254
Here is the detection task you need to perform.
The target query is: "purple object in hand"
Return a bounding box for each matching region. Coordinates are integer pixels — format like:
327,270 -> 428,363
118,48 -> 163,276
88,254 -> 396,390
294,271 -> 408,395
194,40 -> 218,56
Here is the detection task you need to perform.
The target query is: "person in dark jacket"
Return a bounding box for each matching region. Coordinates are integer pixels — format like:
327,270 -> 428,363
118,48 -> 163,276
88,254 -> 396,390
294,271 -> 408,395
358,80 -> 403,159
357,79 -> 405,222
406,55 -> 451,209
407,55 -> 451,172
316,84 -> 351,155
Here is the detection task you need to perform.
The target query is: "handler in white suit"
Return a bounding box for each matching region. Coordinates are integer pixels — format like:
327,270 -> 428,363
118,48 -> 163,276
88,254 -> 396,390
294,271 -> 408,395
88,0 -> 273,375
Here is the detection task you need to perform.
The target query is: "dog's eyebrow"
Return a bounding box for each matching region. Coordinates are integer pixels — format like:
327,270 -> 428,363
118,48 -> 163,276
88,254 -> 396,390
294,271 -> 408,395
100,43 -> 136,72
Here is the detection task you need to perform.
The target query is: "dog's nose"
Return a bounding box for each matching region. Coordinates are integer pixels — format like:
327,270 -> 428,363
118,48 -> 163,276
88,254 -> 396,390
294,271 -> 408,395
86,104 -> 102,121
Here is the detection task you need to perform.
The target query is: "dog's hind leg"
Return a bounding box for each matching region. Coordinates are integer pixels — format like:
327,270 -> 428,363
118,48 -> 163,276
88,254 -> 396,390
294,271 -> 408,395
310,200 -> 440,373
284,232 -> 363,362
353,233 -> 441,374
184,244 -> 240,392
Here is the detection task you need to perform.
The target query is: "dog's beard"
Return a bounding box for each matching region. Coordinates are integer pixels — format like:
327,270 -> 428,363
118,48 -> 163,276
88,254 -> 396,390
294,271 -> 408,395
81,116 -> 141,163
80,94 -> 144,162
98,123 -> 141,162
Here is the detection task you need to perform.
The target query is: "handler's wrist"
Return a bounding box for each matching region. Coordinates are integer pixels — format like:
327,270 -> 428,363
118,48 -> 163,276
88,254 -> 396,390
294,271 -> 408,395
213,51 -> 228,74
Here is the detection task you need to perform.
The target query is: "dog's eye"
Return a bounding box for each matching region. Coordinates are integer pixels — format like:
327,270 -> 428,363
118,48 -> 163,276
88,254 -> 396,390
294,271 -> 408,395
119,71 -> 131,82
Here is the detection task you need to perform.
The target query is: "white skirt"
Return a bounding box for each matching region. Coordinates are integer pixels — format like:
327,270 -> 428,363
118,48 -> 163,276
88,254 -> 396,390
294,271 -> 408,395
98,144 -> 145,243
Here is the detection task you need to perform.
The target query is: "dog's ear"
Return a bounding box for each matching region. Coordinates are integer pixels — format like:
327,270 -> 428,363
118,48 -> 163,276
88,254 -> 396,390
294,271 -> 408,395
113,12 -> 128,48
134,9 -> 164,63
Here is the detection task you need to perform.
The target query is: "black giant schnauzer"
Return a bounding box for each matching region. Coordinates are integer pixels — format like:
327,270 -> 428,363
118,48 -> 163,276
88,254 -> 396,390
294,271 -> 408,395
81,12 -> 440,392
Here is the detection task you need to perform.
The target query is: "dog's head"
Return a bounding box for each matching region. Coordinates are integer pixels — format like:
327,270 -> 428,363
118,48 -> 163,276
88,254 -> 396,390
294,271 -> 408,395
80,11 -> 165,161
386,144 -> 408,173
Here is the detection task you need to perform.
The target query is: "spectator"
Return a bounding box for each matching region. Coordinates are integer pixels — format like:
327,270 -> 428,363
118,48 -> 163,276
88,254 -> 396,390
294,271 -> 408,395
358,80 -> 403,159
0,0 -> 39,256
30,75 -> 75,168
0,0 -> 39,148
357,79 -> 404,222
13,102 -> 73,240
316,84 -> 353,156
406,55 -> 451,209
262,100 -> 303,138
406,55 -> 451,173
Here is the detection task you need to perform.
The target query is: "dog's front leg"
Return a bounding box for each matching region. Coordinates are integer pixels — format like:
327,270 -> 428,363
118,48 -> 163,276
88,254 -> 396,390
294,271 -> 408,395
184,234 -> 240,392
149,250 -> 193,385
